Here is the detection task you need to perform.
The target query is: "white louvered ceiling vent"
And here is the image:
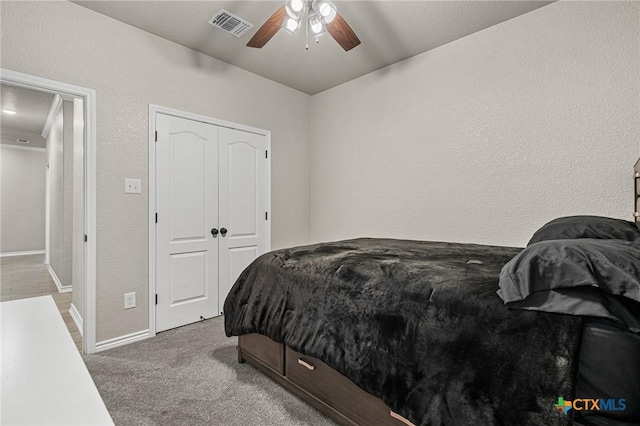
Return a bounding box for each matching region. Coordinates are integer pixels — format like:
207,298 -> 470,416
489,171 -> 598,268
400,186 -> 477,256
208,9 -> 254,38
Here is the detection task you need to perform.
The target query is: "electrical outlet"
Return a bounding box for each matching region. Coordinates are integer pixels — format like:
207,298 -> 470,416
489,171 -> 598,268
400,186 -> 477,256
124,179 -> 142,194
124,292 -> 136,309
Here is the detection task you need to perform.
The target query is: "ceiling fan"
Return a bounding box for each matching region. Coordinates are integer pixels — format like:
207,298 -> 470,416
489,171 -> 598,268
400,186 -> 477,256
247,0 -> 361,51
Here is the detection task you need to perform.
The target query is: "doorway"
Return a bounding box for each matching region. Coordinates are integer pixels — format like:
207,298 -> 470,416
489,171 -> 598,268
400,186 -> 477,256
0,69 -> 97,354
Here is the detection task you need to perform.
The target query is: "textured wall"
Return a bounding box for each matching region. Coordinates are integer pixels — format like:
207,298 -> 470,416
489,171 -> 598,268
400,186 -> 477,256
310,1 -> 640,247
0,147 -> 47,253
1,1 -> 312,342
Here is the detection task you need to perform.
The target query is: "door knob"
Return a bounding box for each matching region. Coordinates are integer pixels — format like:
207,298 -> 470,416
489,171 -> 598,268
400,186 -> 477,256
211,228 -> 219,237
220,228 -> 228,237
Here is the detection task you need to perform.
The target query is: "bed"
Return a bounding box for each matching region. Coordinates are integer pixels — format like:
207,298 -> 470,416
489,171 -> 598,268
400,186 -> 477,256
224,162 -> 640,426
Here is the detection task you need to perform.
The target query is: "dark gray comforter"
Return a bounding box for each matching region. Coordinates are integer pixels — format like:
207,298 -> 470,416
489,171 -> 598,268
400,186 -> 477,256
224,238 -> 583,425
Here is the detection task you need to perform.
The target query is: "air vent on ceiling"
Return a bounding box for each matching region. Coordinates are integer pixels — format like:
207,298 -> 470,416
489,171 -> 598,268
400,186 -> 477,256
208,9 -> 254,38
16,139 -> 30,144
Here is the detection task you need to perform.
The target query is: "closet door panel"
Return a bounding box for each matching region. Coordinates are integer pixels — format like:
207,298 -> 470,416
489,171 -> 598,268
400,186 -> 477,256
218,127 -> 268,314
227,142 -> 258,237
155,113 -> 219,332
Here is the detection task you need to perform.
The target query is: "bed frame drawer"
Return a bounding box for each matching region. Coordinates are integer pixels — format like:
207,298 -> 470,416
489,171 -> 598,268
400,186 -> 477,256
285,346 -> 409,426
238,333 -> 284,375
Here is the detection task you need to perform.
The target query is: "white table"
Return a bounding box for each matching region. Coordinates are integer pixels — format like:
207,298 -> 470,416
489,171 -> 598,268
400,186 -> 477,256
1,296 -> 113,425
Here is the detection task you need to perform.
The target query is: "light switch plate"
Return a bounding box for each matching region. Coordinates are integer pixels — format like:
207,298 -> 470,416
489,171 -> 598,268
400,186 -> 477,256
124,292 -> 136,309
125,179 -> 142,194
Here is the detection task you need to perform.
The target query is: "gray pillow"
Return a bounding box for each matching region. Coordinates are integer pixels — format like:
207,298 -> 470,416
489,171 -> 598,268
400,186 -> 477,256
498,238 -> 640,331
527,216 -> 640,246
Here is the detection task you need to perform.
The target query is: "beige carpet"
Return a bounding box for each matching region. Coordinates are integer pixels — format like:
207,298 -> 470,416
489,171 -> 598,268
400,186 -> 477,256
84,316 -> 336,425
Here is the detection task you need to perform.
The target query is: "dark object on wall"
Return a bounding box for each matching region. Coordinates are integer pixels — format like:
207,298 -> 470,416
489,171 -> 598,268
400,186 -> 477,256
634,158 -> 639,229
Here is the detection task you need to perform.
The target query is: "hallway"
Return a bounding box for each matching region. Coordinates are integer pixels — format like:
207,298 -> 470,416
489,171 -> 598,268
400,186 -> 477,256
0,254 -> 82,351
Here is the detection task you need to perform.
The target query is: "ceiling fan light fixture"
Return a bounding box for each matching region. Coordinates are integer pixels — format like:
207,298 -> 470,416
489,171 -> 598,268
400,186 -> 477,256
308,13 -> 326,37
283,16 -> 301,34
312,0 -> 337,24
285,0 -> 305,19
248,1 -> 360,51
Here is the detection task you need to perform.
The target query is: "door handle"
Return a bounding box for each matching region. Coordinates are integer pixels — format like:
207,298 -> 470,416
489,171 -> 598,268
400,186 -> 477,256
211,228 -> 219,237
220,228 -> 228,237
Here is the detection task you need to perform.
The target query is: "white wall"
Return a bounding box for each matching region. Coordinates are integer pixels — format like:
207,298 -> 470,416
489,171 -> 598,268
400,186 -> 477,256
0,146 -> 47,253
1,1 -> 312,342
310,1 -> 639,247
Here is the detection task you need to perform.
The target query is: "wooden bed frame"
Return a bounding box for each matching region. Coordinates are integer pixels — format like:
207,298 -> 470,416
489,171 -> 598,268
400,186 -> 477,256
237,333 -> 412,426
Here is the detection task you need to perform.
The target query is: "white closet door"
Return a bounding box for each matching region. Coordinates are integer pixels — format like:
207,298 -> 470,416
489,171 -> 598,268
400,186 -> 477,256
218,127 -> 268,315
156,113 -> 219,332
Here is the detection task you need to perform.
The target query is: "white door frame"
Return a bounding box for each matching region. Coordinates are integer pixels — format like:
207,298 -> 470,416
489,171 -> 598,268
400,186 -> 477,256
1,68 -> 98,354
43,95 -> 63,269
148,104 -> 271,337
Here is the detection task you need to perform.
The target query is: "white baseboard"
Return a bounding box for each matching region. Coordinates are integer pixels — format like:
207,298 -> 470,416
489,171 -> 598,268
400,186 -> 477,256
0,250 -> 45,258
69,303 -> 84,337
47,264 -> 72,293
95,329 -> 151,353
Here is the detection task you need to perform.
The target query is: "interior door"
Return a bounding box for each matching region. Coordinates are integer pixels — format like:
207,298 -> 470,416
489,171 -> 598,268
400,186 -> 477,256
218,127 -> 268,315
155,113 -> 219,332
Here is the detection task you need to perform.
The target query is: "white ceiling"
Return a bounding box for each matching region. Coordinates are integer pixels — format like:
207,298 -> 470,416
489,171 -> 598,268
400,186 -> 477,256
1,84 -> 54,149
72,0 -> 554,95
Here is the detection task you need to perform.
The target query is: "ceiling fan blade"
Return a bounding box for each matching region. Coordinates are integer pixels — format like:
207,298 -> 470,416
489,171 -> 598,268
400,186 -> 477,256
326,13 -> 361,51
246,5 -> 287,48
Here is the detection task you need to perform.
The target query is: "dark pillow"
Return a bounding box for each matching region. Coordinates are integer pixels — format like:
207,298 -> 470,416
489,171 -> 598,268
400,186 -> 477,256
497,238 -> 640,331
527,216 -> 640,246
